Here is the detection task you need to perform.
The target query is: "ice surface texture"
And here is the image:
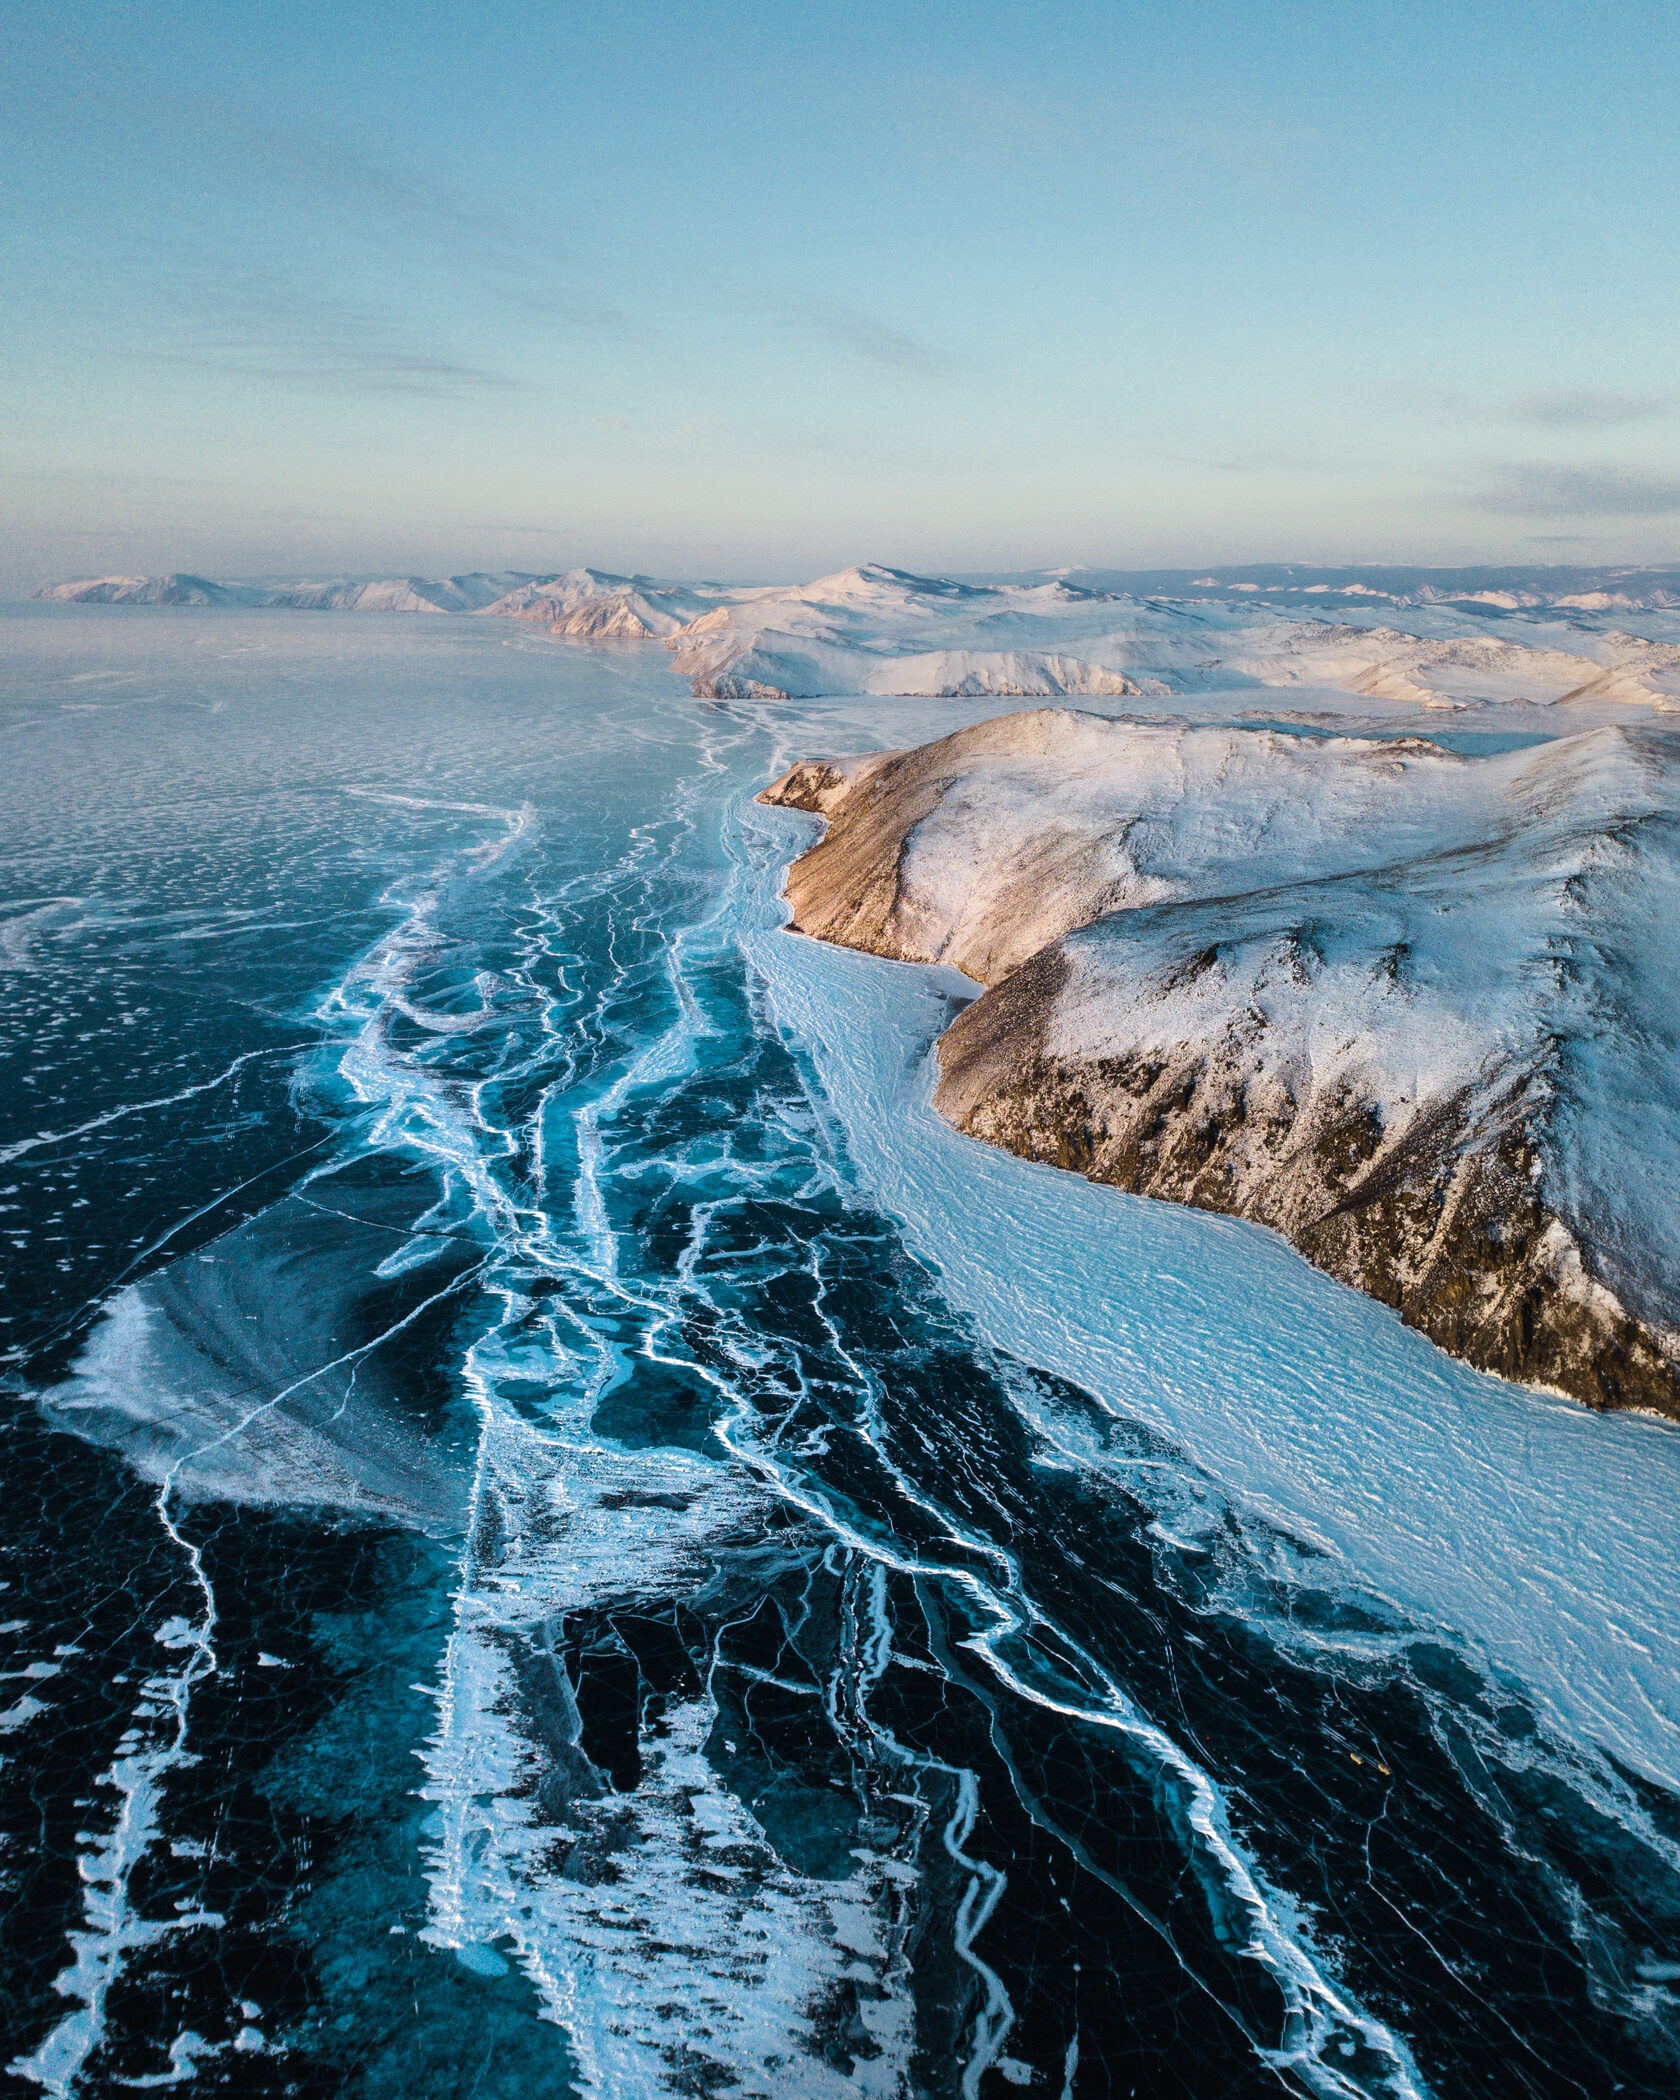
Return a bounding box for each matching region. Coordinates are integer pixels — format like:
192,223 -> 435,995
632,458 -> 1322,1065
5,609 -> 1680,2098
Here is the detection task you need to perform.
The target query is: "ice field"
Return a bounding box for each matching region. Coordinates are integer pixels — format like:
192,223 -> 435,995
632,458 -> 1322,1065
2,605 -> 1678,2097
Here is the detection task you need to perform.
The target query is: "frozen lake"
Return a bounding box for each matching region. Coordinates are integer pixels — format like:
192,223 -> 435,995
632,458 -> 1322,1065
2,606 -> 1677,2098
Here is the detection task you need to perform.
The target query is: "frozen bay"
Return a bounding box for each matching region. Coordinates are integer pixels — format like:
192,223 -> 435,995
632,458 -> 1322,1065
2,607 -> 1678,2097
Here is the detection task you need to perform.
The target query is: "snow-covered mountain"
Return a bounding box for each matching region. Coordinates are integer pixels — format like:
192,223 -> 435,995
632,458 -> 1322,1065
273,572 -> 543,612
665,564 -> 1146,698
32,570 -> 556,611
34,558 -> 1680,714
30,565 -> 752,635
983,563 -> 1680,614
762,708 -> 1680,1418
669,562 -> 1680,710
33,573 -> 255,606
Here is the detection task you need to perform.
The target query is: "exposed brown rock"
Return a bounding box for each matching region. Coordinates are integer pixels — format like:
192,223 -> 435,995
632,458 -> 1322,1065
936,995 -> 1680,1418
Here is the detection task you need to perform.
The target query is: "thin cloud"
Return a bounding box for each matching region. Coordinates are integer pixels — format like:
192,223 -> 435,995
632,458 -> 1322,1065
1508,389 -> 1671,428
1474,465 -> 1680,517
146,348 -> 528,397
764,296 -> 943,376
134,271 -> 530,398
178,98 -> 651,342
194,99 -> 518,247
1381,382 -> 1673,429
17,62 -> 522,255
496,283 -> 643,340
25,64 -> 634,336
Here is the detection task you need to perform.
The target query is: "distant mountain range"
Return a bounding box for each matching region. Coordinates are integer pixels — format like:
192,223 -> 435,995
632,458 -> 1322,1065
981,563 -> 1680,612
36,569 -> 580,611
32,560 -> 1680,710
34,560 -> 1680,617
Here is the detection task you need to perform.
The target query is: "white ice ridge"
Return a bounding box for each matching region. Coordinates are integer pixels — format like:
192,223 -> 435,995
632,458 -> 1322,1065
9,1542 -> 226,2097
387,742 -> 933,2097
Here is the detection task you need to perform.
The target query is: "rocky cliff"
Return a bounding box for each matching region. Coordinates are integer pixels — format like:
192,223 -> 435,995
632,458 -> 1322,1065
762,709 -> 1680,1417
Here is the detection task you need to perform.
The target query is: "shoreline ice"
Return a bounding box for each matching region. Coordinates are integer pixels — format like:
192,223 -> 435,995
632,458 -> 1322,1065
739,787 -> 1680,1795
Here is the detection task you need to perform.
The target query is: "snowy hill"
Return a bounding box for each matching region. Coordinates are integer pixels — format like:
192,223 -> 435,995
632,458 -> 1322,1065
666,562 -> 1680,711
271,572 -> 545,612
480,567 -> 734,638
666,564 -> 1140,698
981,563 -> 1680,614
30,565 -> 750,635
762,708 -> 1680,1417
33,573 -> 260,606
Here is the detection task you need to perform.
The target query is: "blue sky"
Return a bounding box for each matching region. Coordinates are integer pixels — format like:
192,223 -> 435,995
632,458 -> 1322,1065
4,0 -> 1678,590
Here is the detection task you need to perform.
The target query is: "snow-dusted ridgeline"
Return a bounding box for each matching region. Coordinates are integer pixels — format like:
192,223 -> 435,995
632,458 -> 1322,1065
1007,562 -> 1680,614
761,708 -> 1680,1418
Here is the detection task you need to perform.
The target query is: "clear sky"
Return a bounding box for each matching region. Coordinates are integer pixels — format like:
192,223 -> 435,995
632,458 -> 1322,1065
4,0 -> 1678,592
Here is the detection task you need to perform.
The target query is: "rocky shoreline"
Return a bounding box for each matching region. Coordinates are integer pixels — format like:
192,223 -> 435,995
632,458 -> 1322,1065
762,711 -> 1680,1419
